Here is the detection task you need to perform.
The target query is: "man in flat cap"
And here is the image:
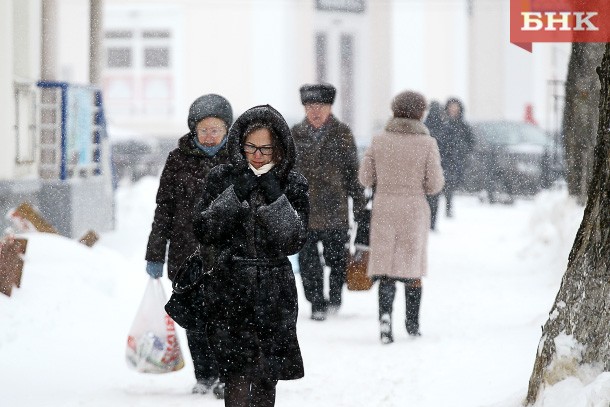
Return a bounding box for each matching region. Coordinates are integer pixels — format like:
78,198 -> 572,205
292,83 -> 366,321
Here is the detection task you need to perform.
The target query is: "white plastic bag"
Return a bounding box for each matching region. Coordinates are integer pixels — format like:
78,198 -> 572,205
126,278 -> 185,373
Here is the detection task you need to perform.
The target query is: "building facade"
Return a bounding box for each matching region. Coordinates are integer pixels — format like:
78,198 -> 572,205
51,0 -> 393,145
1,0 -> 572,180
1,0 -> 114,237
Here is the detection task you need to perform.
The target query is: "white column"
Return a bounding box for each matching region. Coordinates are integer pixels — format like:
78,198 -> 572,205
13,0 -> 42,81
41,0 -> 58,81
467,0 -> 505,121
89,0 -> 103,85
0,0 -> 15,180
368,1 -> 392,136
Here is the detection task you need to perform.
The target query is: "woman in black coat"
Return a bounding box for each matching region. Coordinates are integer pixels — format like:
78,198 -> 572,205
193,105 -> 309,407
435,97 -> 475,218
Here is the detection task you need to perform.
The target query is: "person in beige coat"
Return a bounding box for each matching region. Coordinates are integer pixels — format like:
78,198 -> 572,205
358,90 -> 444,344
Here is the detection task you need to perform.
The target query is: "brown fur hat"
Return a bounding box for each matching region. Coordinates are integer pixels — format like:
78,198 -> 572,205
391,91 -> 427,120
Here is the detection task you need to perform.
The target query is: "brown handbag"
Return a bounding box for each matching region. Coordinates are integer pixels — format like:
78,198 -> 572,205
346,249 -> 373,291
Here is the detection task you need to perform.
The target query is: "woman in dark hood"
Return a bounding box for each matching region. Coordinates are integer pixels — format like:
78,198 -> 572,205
193,105 -> 309,407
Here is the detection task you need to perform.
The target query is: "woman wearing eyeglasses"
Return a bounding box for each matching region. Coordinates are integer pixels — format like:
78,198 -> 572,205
193,105 -> 309,407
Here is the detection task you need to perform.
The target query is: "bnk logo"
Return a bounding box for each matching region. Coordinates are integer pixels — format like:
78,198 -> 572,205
521,11 -> 598,31
510,0 -> 610,52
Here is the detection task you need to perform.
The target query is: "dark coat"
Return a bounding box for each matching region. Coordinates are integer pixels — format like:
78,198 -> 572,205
435,101 -> 474,190
145,133 -> 230,281
424,102 -> 445,140
193,105 -> 309,382
291,115 -> 365,230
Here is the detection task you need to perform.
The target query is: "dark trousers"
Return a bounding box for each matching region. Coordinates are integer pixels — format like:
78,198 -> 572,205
298,229 -> 349,312
426,194 -> 440,230
186,329 -> 219,382
444,187 -> 454,216
427,187 -> 455,227
225,375 -> 278,407
378,277 -> 422,327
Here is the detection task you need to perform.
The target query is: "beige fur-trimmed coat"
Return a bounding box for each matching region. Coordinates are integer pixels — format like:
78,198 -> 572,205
358,118 -> 444,279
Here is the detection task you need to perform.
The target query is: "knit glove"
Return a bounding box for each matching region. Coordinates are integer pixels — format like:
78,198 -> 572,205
258,172 -> 282,204
146,261 -> 164,279
233,169 -> 259,202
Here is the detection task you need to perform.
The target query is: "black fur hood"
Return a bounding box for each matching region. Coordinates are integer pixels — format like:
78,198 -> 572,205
227,104 -> 296,181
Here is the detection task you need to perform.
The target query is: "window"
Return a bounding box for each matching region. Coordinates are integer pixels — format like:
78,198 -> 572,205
144,47 -> 170,68
14,83 -> 37,164
103,15 -> 176,117
316,0 -> 365,13
107,47 -> 132,68
105,30 -> 133,39
142,30 -> 170,39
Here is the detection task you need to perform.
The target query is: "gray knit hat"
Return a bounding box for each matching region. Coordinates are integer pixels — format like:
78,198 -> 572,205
187,94 -> 233,132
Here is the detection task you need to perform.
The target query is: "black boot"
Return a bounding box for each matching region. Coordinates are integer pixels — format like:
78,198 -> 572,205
405,285 -> 422,336
379,313 -> 393,344
212,381 -> 225,399
378,278 -> 396,344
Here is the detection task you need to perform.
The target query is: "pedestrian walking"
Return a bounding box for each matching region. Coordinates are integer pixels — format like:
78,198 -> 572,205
145,94 -> 232,397
292,83 -> 367,321
436,97 -> 475,218
359,90 -> 444,344
424,100 -> 446,230
193,105 -> 308,407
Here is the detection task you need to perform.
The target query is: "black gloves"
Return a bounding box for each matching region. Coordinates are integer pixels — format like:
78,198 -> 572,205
354,209 -> 371,247
233,170 -> 259,202
232,169 -> 283,203
258,172 -> 283,204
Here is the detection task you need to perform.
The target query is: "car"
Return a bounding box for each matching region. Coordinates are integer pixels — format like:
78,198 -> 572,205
111,139 -> 174,182
462,120 -> 563,203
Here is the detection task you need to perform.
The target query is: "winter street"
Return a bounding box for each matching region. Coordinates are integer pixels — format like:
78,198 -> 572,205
2,1 -> 609,406
1,178 -> 582,407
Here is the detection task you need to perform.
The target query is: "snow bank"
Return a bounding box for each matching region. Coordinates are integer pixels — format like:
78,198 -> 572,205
521,188 -> 584,282
2,182 -> 607,407
534,371 -> 610,407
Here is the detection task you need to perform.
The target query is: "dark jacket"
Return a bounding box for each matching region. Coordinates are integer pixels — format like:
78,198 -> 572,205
436,100 -> 475,189
292,115 -> 365,230
145,133 -> 230,281
193,105 -> 309,382
424,102 -> 445,139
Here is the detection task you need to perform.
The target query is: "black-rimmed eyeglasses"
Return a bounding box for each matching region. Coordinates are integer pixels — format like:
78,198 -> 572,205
243,143 -> 274,155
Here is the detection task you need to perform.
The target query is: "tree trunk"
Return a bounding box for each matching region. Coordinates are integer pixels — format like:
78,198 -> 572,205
525,43 -> 610,405
562,43 -> 605,204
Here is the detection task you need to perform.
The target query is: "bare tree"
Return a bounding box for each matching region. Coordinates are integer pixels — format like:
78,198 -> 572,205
525,43 -> 610,405
562,43 -> 605,204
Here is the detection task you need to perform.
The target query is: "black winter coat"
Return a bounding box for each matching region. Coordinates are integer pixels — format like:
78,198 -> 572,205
193,105 -> 309,382
145,134 -> 230,281
436,118 -> 474,190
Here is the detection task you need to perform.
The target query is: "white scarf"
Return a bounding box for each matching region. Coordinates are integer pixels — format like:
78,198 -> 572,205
248,162 -> 275,176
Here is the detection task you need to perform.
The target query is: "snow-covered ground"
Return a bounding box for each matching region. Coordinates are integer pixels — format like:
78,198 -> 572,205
2,177 -> 605,406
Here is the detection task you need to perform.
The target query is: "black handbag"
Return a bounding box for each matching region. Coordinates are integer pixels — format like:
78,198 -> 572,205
164,249 -> 211,332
